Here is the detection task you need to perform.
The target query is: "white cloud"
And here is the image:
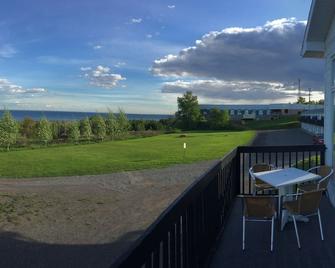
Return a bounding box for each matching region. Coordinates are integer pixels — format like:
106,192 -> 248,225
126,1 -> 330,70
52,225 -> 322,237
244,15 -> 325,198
93,45 -> 102,50
0,44 -> 16,58
80,66 -> 92,71
146,34 -> 153,39
152,18 -> 324,102
162,79 -> 322,103
0,78 -> 47,95
131,18 -> 142,24
114,62 -> 126,68
168,5 -> 175,9
82,65 -> 126,89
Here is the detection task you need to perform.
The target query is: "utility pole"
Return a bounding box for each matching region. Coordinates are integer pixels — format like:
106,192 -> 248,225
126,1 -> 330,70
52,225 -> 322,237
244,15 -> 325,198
298,78 -> 301,101
308,87 -> 311,111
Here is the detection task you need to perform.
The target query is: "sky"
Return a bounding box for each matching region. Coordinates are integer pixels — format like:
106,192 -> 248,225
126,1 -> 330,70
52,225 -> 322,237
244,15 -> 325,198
0,0 -> 323,114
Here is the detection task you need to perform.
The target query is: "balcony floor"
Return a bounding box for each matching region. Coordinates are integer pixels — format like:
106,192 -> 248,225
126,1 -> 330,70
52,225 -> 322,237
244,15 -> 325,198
210,197 -> 335,268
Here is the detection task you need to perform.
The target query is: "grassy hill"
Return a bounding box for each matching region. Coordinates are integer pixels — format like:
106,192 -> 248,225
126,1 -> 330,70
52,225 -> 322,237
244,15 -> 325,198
0,131 -> 255,178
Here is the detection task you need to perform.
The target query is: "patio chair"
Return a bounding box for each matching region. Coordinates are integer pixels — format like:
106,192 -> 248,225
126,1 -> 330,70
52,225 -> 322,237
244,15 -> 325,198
297,166 -> 333,196
282,189 -> 324,249
242,195 -> 277,251
249,163 -> 278,195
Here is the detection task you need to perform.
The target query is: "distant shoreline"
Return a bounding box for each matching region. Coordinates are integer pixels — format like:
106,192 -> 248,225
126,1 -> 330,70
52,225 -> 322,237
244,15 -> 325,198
0,110 -> 174,121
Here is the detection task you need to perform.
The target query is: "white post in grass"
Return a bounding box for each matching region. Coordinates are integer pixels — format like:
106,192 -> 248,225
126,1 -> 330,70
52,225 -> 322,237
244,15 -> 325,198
183,142 -> 186,159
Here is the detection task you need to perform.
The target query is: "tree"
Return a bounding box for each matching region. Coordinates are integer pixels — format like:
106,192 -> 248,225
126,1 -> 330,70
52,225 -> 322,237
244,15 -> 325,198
80,117 -> 92,141
117,108 -> 130,137
68,122 -> 80,144
105,110 -> 119,139
20,117 -> 36,139
90,115 -> 106,141
176,91 -> 201,130
208,108 -> 230,130
37,117 -> 53,145
296,97 -> 307,104
0,110 -> 19,151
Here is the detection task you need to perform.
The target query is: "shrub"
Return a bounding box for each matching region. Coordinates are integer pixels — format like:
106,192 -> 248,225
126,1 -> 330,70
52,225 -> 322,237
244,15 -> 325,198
37,117 -> 53,145
0,110 -> 19,151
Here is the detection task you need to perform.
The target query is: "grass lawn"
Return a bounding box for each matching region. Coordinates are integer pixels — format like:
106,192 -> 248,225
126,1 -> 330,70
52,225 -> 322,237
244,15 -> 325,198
0,131 -> 255,178
242,115 -> 300,130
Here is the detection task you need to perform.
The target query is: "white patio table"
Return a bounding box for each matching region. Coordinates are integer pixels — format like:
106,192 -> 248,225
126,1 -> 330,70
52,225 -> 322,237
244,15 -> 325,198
253,167 -> 321,230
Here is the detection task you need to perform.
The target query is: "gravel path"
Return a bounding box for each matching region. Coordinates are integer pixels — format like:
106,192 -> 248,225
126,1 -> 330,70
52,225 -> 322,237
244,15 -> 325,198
0,160 -> 218,268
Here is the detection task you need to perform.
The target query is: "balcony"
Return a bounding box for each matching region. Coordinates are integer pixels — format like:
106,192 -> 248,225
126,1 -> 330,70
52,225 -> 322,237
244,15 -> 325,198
111,144 -> 330,268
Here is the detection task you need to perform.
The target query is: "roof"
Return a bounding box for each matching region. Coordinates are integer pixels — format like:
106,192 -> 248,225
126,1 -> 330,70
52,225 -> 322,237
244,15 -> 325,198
302,0 -> 335,58
199,104 -> 323,111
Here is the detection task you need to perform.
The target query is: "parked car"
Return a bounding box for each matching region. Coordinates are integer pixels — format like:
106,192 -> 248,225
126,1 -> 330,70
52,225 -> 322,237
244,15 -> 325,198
313,133 -> 324,145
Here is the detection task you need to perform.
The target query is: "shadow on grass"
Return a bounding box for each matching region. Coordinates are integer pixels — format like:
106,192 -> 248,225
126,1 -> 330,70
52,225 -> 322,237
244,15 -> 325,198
0,229 -> 143,268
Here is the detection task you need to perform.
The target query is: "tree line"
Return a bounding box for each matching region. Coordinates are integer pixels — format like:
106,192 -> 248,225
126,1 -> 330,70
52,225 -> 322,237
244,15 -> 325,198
0,109 -> 131,151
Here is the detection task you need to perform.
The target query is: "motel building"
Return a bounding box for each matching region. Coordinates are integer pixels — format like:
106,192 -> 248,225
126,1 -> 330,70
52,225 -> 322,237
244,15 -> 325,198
302,0 -> 335,205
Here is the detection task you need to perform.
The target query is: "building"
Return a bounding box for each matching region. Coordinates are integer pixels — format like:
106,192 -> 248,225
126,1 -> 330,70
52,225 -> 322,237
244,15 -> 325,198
300,108 -> 324,135
302,0 -> 335,204
199,103 -> 322,120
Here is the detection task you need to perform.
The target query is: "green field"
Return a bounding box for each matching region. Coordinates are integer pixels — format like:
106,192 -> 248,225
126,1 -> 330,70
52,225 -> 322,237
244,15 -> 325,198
0,131 -> 255,178
242,115 -> 300,130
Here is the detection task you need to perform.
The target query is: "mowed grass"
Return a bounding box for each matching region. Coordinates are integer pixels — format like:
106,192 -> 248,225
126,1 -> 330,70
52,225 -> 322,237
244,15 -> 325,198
0,131 -> 255,178
243,116 -> 300,130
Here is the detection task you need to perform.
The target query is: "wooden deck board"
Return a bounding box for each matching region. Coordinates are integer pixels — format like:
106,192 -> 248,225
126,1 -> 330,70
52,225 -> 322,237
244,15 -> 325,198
210,197 -> 335,268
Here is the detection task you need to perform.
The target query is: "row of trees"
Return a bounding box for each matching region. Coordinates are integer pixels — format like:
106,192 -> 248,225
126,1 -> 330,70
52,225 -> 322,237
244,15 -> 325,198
175,91 -> 230,130
0,109 -> 131,151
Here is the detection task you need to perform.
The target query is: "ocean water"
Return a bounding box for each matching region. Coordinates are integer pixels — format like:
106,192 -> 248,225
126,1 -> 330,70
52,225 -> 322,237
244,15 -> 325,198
0,110 -> 173,121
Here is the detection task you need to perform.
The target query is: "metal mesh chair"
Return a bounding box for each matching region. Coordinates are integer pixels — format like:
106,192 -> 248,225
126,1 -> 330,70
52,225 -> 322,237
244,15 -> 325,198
242,195 -> 277,251
249,163 -> 278,194
297,166 -> 333,195
282,189 -> 324,248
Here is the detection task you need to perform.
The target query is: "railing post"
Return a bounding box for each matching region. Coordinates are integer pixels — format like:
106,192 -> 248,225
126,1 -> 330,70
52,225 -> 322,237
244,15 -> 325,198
236,148 -> 241,195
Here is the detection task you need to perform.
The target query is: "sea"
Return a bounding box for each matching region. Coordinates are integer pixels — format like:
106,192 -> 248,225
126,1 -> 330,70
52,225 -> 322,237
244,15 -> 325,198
0,110 -> 174,121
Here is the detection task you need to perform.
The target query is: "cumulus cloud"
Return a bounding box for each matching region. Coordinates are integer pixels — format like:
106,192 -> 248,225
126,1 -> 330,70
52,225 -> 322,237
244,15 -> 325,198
80,66 -> 92,71
0,78 -> 47,94
168,5 -> 175,9
82,65 -> 126,89
162,80 -> 301,101
130,18 -> 142,24
0,44 -> 16,58
152,18 -> 324,102
146,34 -> 153,39
114,62 -> 126,68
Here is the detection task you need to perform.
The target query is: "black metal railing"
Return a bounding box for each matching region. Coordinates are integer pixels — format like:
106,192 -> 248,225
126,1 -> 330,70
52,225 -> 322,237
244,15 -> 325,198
300,116 -> 324,126
111,144 -> 326,268
238,145 -> 326,194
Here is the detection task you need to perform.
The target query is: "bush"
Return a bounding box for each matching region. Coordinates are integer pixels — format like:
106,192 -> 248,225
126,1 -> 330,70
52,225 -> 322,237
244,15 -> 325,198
90,115 -> 106,141
68,122 -> 80,144
0,110 -> 19,151
37,117 -> 53,145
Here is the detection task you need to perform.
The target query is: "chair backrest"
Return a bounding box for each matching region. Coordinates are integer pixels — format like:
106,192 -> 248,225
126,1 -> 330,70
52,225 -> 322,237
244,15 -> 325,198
317,166 -> 333,189
243,196 -> 276,218
251,164 -> 273,173
296,190 -> 323,215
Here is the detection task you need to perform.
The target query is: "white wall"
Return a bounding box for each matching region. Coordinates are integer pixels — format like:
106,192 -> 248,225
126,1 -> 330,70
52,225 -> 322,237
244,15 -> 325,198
324,15 -> 335,206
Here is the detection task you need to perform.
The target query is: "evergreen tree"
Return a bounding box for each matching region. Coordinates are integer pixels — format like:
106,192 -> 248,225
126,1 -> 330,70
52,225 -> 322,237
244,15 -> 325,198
37,117 -> 53,145
90,115 -> 106,141
0,110 -> 19,151
68,122 -> 80,144
80,117 -> 92,141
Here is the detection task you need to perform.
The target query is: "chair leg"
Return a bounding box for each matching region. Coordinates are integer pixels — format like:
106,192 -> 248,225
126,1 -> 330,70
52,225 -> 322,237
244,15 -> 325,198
271,216 -> 274,251
242,216 -> 246,250
292,216 -> 301,249
318,209 -> 324,241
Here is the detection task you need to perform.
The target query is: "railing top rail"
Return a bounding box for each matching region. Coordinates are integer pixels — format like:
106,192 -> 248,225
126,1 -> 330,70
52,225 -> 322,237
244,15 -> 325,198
238,144 -> 326,153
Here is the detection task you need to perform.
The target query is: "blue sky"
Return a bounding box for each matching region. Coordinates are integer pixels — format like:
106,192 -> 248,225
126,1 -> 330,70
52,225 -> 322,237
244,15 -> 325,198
0,0 -> 320,114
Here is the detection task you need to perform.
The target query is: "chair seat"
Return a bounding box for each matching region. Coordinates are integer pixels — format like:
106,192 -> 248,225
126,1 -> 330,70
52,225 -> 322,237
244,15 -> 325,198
283,200 -> 299,214
255,180 -> 277,191
298,183 -> 318,192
